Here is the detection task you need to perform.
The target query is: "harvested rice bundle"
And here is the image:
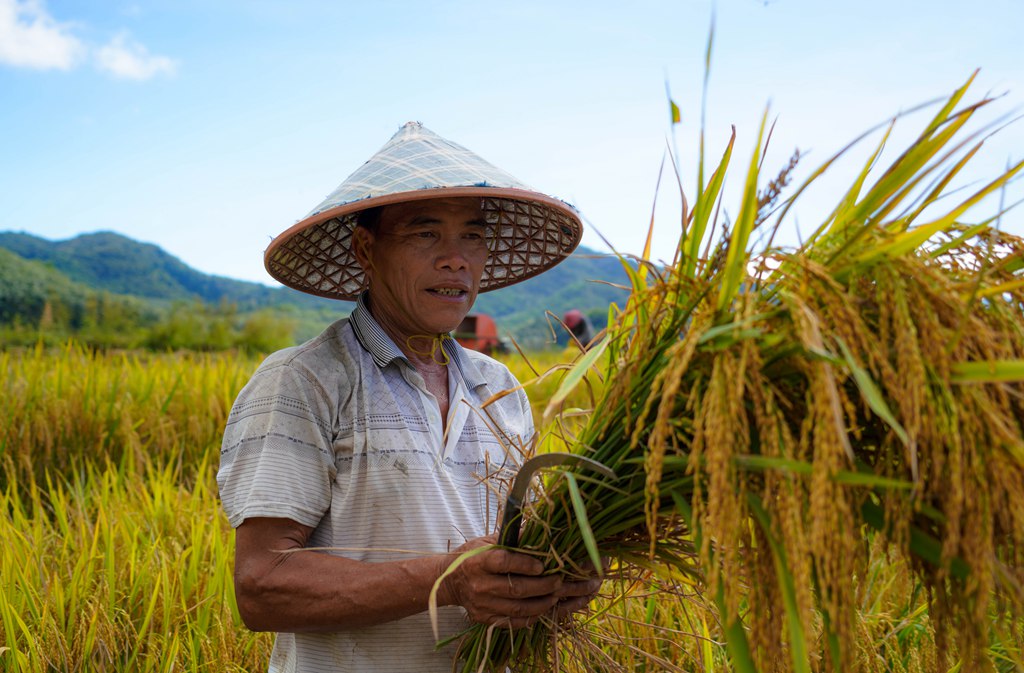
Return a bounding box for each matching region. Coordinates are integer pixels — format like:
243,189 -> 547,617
455,75 -> 1024,672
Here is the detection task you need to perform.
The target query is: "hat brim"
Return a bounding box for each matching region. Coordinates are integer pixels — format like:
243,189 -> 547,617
265,186 -> 583,302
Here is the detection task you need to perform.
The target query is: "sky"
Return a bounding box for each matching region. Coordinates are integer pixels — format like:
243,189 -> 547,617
1,0 -> 1022,285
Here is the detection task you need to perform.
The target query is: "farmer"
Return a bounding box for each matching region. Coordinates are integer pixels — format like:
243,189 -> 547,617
563,308 -> 595,350
217,122 -> 598,672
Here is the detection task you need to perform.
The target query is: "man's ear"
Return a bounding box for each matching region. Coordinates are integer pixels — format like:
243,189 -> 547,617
351,226 -> 375,272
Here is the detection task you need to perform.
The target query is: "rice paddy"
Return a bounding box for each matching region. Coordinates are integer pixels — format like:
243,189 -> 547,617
1,337 -> 1018,671
3,78 -> 1024,672
0,345 -> 272,672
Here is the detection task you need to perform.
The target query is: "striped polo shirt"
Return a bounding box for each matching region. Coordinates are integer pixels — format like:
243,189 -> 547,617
217,294 -> 534,672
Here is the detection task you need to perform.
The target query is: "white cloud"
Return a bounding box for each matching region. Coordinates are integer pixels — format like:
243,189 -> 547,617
95,32 -> 176,81
0,0 -> 84,70
0,1 -> 176,80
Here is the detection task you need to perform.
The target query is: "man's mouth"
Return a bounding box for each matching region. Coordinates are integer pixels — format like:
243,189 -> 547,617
428,287 -> 467,297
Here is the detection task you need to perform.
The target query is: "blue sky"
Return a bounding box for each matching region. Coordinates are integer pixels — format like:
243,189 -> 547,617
2,0 -> 1022,284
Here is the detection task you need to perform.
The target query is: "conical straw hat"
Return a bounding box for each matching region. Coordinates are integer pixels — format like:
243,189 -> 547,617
265,122 -> 584,301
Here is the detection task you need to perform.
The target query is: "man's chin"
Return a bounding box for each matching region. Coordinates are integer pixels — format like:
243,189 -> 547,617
440,307 -> 475,330
420,302 -> 475,336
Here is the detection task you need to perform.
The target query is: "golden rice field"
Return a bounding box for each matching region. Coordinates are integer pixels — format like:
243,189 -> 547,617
0,343 -> 579,672
2,342 -> 1011,672
0,344 -> 267,672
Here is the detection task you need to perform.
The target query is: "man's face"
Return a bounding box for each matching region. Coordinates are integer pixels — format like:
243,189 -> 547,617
353,197 -> 490,340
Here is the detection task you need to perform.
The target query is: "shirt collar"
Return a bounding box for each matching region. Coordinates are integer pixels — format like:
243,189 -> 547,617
440,331 -> 488,390
350,292 -> 406,369
350,292 -> 488,391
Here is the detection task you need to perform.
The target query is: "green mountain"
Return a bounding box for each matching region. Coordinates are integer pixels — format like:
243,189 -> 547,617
0,230 -> 630,349
0,245 -> 158,342
0,231 -> 332,310
0,245 -> 101,323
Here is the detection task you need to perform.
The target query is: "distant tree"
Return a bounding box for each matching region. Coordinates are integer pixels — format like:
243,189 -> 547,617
38,300 -> 55,331
239,310 -> 297,353
146,302 -> 206,350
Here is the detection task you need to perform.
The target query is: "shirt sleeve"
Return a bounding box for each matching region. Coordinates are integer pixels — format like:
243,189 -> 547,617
514,384 -> 536,451
217,359 -> 337,529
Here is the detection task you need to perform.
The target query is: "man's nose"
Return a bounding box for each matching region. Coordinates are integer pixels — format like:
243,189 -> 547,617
435,237 -> 470,270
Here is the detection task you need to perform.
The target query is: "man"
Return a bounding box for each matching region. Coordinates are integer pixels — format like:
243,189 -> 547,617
217,122 -> 597,672
563,309 -> 595,350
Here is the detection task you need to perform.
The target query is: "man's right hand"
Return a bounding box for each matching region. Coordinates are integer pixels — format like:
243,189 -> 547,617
436,535 -> 600,628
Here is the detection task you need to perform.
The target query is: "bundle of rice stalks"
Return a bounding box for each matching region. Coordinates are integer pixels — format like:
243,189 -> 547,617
458,75 -> 1024,672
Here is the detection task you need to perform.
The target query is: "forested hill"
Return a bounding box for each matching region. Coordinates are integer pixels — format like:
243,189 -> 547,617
0,231 -> 332,311
0,230 -> 631,349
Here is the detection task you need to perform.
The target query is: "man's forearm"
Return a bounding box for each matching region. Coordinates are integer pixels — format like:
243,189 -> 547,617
235,544 -> 450,632
233,517 -> 585,633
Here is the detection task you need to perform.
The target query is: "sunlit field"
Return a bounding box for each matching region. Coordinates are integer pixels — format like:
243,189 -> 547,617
0,345 -> 268,672
0,344 -> 591,672
2,343 -> 1008,672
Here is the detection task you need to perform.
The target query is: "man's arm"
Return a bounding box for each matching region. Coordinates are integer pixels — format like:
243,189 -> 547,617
234,517 -> 600,632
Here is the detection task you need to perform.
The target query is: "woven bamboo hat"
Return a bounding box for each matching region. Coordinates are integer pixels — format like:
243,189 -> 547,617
265,122 -> 584,301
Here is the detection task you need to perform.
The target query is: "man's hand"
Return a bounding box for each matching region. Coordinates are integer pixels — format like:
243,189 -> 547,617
552,558 -> 606,621
437,535 -> 602,628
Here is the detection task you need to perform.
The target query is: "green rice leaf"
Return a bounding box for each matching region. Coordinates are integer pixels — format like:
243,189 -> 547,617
951,360 -> 1024,383
897,142 -> 983,231
672,491 -> 758,673
836,338 -> 910,447
542,335 -> 610,424
623,554 -> 702,583
793,120 -> 896,248
747,493 -> 812,673
817,597 -> 844,671
928,219 -> 994,258
685,128 -> 736,278
716,591 -> 758,673
717,108 -> 768,313
699,615 -> 716,673
921,70 -> 977,137
696,311 -> 774,344
857,157 -> 1024,263
825,95 -> 979,264
817,122 -> 895,241
619,248 -> 650,295
565,472 -> 603,577
832,471 -> 914,489
734,454 -> 914,489
975,278 -> 1024,299
644,595 -> 657,623
703,15 -> 715,77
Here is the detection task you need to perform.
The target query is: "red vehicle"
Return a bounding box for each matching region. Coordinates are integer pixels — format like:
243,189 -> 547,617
454,313 -> 505,355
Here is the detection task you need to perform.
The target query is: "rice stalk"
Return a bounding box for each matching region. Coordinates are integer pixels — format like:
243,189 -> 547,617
458,76 -> 1024,672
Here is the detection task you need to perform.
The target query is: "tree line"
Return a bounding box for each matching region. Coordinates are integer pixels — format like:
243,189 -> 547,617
0,291 -> 298,353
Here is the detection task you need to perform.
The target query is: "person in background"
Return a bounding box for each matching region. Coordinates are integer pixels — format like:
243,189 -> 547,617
217,122 -> 600,673
563,308 -> 594,350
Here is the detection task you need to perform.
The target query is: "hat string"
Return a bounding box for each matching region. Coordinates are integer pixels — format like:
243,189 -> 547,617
405,334 -> 453,366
